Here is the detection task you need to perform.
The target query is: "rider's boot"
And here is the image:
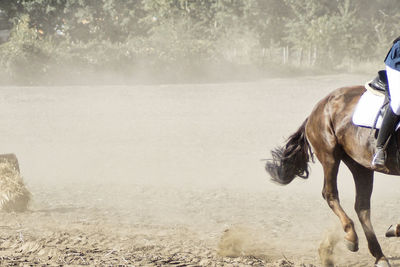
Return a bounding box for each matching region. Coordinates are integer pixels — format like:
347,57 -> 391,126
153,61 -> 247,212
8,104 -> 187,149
372,106 -> 400,169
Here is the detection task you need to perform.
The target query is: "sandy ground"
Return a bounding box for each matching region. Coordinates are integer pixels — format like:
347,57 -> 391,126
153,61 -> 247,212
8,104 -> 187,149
0,74 -> 400,266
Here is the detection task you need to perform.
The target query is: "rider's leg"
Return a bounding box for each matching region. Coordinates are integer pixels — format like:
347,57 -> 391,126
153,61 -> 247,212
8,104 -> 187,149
372,66 -> 400,168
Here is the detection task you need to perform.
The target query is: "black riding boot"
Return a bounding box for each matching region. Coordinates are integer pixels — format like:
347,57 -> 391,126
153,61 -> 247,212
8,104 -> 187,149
372,106 -> 400,168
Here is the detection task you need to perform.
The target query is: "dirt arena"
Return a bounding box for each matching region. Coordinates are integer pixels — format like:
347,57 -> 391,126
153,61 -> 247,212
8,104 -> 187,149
1,74 -> 400,266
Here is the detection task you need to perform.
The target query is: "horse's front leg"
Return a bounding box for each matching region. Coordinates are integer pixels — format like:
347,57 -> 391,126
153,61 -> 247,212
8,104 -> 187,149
320,155 -> 359,252
344,157 -> 389,267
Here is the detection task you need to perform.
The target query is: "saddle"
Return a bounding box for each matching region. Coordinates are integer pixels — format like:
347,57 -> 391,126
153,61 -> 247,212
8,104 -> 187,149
365,70 -> 389,97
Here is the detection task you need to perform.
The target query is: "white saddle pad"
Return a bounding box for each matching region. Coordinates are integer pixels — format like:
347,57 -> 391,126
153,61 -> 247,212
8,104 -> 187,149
352,90 -> 400,130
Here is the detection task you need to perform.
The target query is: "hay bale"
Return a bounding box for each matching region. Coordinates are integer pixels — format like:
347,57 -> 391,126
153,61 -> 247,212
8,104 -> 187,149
0,154 -> 31,212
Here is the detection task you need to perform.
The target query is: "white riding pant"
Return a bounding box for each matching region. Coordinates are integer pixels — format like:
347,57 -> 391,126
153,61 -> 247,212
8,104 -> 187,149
387,65 -> 400,115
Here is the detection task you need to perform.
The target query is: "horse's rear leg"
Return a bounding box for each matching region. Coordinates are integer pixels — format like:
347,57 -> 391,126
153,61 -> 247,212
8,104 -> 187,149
320,154 -> 359,251
386,224 -> 400,237
343,156 -> 389,266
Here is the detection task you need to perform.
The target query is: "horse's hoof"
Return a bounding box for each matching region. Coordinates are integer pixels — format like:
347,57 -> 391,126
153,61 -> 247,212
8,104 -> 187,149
344,238 -> 358,252
385,224 -> 400,237
375,258 -> 391,267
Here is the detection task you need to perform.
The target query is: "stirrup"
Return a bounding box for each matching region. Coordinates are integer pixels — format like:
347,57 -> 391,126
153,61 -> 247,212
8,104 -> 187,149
372,148 -> 386,168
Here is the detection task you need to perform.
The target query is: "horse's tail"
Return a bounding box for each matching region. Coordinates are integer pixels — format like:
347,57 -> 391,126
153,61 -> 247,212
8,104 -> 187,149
265,118 -> 313,185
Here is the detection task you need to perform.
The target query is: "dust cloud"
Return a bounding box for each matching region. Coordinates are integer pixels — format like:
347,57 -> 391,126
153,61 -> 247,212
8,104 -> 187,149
1,74 -> 400,265
318,227 -> 342,267
217,225 -> 274,259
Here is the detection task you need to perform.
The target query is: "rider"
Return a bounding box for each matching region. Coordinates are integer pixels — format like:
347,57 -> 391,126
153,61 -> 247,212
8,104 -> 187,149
372,36 -> 400,169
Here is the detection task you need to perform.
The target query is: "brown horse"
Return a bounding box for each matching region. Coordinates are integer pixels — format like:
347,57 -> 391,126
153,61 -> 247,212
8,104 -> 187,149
266,85 -> 397,267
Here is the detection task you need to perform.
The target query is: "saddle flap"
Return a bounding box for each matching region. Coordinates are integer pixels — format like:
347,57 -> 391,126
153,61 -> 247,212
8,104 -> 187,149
353,90 -> 400,130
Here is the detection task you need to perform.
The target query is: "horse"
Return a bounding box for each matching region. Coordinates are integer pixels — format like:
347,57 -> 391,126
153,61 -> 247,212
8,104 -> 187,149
265,85 -> 398,267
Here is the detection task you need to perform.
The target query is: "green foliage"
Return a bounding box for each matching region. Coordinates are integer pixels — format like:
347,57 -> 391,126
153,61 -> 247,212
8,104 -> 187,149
0,0 -> 399,84
0,15 -> 56,84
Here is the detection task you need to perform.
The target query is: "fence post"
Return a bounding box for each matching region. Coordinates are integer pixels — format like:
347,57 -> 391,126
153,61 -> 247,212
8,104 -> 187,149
299,48 -> 303,66
283,47 -> 286,64
286,46 -> 289,64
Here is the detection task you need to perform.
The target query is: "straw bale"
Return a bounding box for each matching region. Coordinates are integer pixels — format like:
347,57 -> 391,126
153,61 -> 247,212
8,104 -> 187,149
0,154 -> 31,212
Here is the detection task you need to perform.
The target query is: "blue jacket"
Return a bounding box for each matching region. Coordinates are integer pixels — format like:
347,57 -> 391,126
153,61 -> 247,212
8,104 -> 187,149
385,37 -> 400,70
